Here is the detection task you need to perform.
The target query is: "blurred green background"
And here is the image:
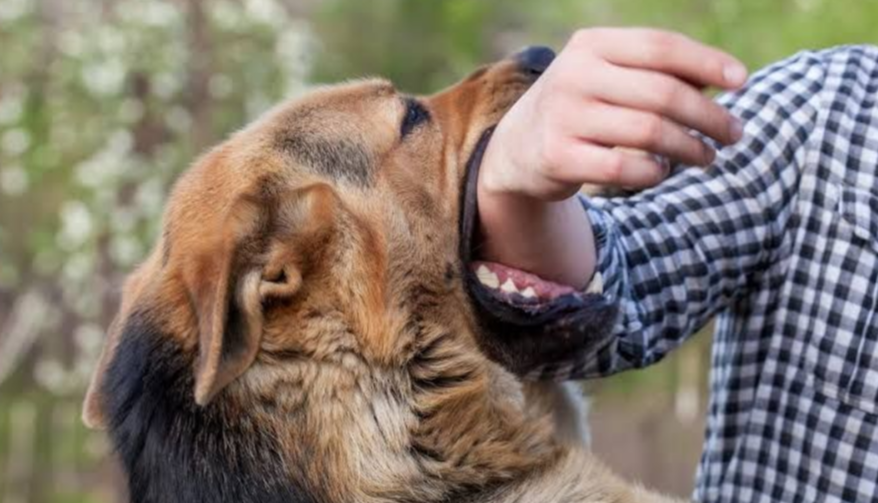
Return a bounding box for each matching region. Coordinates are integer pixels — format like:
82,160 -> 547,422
0,0 -> 875,501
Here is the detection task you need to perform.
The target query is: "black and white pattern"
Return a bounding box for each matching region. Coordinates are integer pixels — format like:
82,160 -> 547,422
532,46 -> 878,502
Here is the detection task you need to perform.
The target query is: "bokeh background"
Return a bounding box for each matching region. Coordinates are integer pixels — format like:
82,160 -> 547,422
0,0 -> 875,501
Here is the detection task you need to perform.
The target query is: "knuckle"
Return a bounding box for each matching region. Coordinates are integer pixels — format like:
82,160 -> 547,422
655,81 -> 682,111
539,74 -> 567,98
539,134 -> 568,177
540,100 -> 566,127
699,101 -> 731,140
679,137 -> 702,162
570,28 -> 595,47
569,28 -> 613,54
642,29 -> 673,51
640,29 -> 687,61
637,116 -> 664,146
708,106 -> 732,137
539,62 -> 584,97
599,152 -> 624,182
669,31 -> 692,47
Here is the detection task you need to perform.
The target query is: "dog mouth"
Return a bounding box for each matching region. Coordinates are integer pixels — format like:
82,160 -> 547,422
458,128 -> 586,312
458,128 -> 619,378
469,261 -> 578,304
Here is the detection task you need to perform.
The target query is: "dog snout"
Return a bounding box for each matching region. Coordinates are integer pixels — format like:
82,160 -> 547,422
514,46 -> 556,76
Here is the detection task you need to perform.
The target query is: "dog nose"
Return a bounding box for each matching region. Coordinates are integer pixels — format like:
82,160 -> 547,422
514,46 -> 556,76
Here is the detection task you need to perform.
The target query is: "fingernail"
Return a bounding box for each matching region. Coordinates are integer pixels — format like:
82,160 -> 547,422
659,155 -> 671,175
723,63 -> 747,86
703,145 -> 716,165
729,117 -> 744,142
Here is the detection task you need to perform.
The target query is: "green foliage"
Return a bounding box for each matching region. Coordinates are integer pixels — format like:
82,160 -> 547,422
0,0 -> 309,397
0,2 -> 310,500
310,0 -> 564,92
311,0 -> 878,93
1,0 -> 875,501
569,0 -> 878,69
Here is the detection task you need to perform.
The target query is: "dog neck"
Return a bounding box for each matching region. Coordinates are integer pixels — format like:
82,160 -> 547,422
101,306 -> 635,503
100,311 -> 324,503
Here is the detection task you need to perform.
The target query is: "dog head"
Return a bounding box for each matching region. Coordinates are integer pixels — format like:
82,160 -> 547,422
82,46 -> 616,501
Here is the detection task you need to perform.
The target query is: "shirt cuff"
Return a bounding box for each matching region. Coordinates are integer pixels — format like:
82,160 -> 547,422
578,195 -> 620,298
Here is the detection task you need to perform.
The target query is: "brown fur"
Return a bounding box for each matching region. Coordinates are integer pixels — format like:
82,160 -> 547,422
83,54 -> 684,503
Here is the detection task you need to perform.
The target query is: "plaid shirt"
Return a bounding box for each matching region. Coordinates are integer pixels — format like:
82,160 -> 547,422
545,46 -> 878,502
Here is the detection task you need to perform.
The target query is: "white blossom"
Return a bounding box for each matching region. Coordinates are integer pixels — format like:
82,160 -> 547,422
58,200 -> 95,250
0,165 -> 28,195
61,252 -> 94,284
81,58 -> 127,97
134,178 -> 166,215
0,92 -> 24,125
211,0 -> 246,30
74,323 -> 105,356
2,128 -> 30,156
0,0 -> 32,22
109,233 -> 144,267
125,0 -> 181,28
34,359 -> 68,394
58,30 -> 86,58
0,0 -> 313,400
96,25 -> 126,55
154,72 -> 182,99
245,0 -> 287,28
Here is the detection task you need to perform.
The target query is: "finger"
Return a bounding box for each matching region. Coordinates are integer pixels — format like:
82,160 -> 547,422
547,141 -> 668,189
614,147 -> 671,173
567,102 -> 715,166
572,28 -> 748,89
584,63 -> 742,145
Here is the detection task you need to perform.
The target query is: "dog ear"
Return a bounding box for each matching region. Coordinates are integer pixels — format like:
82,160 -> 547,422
190,185 -> 337,406
82,261 -> 154,430
82,183 -> 338,428
82,316 -> 122,429
189,194 -> 270,406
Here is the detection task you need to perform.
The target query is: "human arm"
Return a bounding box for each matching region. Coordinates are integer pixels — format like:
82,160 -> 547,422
477,28 -> 747,290
478,32 -> 825,378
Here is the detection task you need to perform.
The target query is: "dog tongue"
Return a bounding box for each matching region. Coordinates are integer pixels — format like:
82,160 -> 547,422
470,261 -> 577,301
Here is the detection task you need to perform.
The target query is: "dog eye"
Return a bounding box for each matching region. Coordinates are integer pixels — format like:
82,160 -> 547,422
400,99 -> 430,139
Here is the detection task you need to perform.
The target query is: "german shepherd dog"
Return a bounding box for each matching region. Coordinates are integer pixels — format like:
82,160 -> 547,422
83,47 -> 683,503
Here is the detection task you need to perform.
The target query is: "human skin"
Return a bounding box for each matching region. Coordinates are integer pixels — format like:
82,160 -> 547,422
477,28 -> 748,289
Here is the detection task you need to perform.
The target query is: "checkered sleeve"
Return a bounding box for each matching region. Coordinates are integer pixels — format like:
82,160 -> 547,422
548,50 -> 831,381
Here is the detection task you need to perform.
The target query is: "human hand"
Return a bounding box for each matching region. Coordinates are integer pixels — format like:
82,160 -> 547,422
477,28 -> 748,288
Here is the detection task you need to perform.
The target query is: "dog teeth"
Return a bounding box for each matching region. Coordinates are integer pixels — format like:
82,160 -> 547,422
476,265 -> 500,289
520,286 -> 536,298
585,272 -> 603,294
500,278 -> 519,294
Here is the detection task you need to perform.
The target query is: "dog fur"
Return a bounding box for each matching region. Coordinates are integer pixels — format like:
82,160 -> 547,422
83,52 -> 684,503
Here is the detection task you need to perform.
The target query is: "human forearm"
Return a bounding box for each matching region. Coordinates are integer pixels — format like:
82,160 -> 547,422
476,189 -> 596,290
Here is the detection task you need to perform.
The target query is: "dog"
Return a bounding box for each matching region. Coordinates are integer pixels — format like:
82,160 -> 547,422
82,46 -> 683,503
